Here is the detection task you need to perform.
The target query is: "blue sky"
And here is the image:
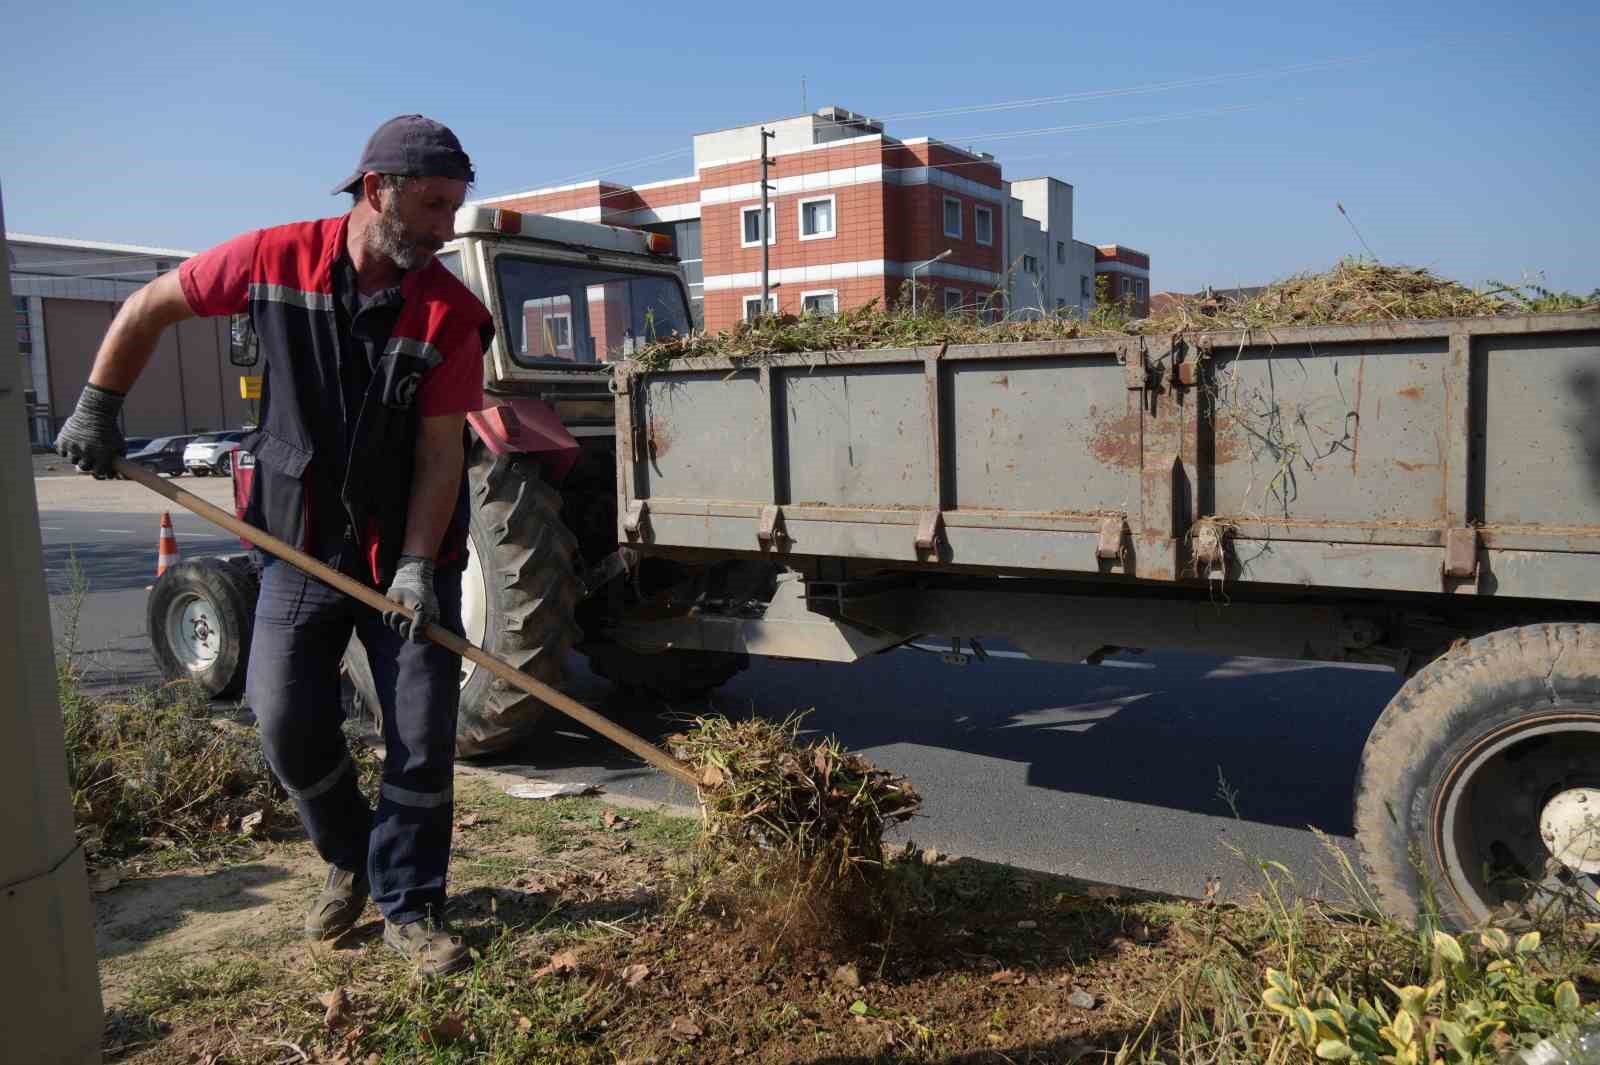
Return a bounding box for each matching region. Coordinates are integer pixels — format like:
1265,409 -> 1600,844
3,0 -> 1595,295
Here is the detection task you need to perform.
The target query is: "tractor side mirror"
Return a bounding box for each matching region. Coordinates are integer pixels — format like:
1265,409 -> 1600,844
229,314 -> 259,367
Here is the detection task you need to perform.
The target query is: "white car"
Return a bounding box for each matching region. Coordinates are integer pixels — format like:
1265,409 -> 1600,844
183,430 -> 248,477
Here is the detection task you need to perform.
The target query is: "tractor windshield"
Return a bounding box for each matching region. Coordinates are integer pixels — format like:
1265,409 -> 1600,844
493,255 -> 691,367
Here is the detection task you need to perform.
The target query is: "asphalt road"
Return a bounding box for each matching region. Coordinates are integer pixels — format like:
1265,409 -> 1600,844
37,472 -> 1406,902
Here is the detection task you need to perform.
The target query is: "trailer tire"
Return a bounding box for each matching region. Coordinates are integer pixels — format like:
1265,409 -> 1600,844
583,644 -> 748,701
343,444 -> 583,758
148,556 -> 257,699
1354,623 -> 1600,928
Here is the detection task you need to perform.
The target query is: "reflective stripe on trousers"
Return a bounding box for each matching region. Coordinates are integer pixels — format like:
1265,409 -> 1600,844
246,556 -> 463,924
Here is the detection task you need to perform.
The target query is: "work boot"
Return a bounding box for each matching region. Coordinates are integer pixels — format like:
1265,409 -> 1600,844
383,914 -> 472,977
304,864 -> 369,941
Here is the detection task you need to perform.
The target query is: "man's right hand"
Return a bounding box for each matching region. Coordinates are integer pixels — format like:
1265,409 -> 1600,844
55,383 -> 128,475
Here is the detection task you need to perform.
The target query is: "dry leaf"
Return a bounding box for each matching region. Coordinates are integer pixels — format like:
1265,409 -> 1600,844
535,949 -> 580,979
622,963 -> 650,987
458,813 -> 481,828
421,1013 -> 466,1045
319,987 -> 349,1029
1016,920 -> 1038,930
669,1015 -> 703,1042
832,963 -> 861,989
700,765 -> 725,788
89,867 -> 122,893
240,810 -> 265,837
513,1011 -> 533,1033
990,969 -> 1024,985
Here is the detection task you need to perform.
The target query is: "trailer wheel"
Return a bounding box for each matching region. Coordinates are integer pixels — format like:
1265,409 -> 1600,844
583,643 -> 748,701
147,556 -> 257,699
1355,623 -> 1600,928
343,442 -> 582,758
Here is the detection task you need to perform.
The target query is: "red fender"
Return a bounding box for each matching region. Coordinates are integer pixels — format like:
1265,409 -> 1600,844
468,397 -> 581,485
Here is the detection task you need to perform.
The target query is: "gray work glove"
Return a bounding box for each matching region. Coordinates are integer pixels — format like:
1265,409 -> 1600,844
382,555 -> 437,643
55,383 -> 127,475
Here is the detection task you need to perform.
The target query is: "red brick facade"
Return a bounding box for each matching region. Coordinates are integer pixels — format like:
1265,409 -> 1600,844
479,113 -> 1144,334
1095,244 -> 1152,318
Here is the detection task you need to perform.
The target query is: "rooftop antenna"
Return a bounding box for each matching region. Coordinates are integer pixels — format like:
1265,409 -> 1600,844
1336,202 -> 1379,261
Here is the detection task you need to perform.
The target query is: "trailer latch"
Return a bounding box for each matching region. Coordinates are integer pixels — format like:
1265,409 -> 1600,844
622,500 -> 650,540
1096,515 -> 1127,561
915,510 -> 945,558
757,505 -> 788,548
1443,527 -> 1479,581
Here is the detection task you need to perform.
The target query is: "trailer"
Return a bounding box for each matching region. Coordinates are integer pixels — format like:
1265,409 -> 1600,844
148,204 -> 1600,928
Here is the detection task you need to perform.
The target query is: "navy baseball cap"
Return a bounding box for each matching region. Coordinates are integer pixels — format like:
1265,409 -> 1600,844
331,114 -> 476,195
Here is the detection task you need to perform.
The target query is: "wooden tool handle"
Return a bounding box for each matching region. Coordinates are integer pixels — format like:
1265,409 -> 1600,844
114,456 -> 699,789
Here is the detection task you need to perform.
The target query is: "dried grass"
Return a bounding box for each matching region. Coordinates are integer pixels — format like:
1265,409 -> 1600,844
671,714 -> 921,953
630,258 -> 1598,368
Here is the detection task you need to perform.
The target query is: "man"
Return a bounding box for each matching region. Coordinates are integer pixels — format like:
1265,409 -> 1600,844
56,115 -> 491,977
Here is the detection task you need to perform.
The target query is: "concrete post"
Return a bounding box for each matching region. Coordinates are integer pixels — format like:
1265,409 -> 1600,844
0,195 -> 105,1061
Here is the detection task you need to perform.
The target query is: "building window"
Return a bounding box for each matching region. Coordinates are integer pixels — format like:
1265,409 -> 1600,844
974,205 -> 993,246
798,195 -> 836,241
519,297 -> 574,358
1022,254 -> 1039,275
1080,275 -> 1091,299
943,196 -> 962,239
801,290 -> 838,315
12,297 -> 29,355
1056,298 -> 1066,310
740,204 -> 775,248
1135,278 -> 1147,301
943,287 -> 964,314
1056,241 -> 1065,265
743,293 -> 778,320
544,313 -> 572,351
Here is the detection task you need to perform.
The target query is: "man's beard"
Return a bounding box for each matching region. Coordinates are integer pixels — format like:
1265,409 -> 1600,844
367,200 -> 440,270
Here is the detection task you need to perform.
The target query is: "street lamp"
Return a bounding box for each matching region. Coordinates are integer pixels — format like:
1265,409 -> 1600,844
910,249 -> 953,314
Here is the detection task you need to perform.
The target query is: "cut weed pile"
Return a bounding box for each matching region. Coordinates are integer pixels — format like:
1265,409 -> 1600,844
670,714 -> 922,955
628,258 -> 1599,368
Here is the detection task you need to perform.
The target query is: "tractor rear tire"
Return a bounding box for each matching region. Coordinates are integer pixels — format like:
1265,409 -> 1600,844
342,443 -> 582,758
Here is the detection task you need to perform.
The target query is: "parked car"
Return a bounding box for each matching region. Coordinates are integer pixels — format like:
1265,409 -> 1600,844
124,435 -> 194,477
183,430 -> 248,477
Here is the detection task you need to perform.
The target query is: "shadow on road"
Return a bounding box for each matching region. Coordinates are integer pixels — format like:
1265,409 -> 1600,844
481,648 -> 1398,837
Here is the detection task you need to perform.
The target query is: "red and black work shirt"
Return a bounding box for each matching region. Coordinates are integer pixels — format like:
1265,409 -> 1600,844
178,214 -> 491,584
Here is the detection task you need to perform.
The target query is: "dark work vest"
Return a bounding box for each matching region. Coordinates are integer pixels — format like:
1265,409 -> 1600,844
240,215 -> 492,587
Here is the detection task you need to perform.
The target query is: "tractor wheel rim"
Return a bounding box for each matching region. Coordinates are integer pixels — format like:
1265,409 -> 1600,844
166,592 -> 222,671
459,535 -> 487,689
1435,712 -> 1600,921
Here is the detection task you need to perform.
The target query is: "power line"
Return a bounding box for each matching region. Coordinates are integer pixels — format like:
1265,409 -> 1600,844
478,54 -> 1364,204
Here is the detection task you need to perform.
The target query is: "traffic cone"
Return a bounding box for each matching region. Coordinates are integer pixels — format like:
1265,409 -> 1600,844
156,512 -> 179,578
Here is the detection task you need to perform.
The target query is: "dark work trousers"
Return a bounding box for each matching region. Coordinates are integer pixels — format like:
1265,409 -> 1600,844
246,557 -> 464,926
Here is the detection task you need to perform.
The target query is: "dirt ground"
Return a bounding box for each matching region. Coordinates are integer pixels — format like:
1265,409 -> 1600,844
96,768 -> 1208,1065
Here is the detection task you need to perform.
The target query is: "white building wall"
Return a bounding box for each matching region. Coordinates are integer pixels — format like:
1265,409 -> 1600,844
1070,240 -> 1098,311
1004,177 -> 1083,317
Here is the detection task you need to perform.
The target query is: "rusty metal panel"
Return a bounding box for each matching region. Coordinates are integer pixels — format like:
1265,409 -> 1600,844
946,355 -> 1130,513
782,363 -> 934,508
1209,339 -> 1448,530
1477,330 -> 1600,529
638,369 -> 772,501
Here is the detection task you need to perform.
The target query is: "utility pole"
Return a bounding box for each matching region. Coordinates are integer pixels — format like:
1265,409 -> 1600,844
760,127 -> 775,317
0,196 -> 104,1063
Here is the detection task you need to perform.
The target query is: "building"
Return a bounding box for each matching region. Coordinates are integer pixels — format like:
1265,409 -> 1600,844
8,234 -> 256,445
480,106 -> 1150,332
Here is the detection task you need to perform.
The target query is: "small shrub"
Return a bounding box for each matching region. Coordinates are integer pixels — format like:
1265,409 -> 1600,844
62,668 -> 289,863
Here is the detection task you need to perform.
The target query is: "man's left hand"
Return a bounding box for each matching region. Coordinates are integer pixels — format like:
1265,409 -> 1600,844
382,555 -> 437,642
